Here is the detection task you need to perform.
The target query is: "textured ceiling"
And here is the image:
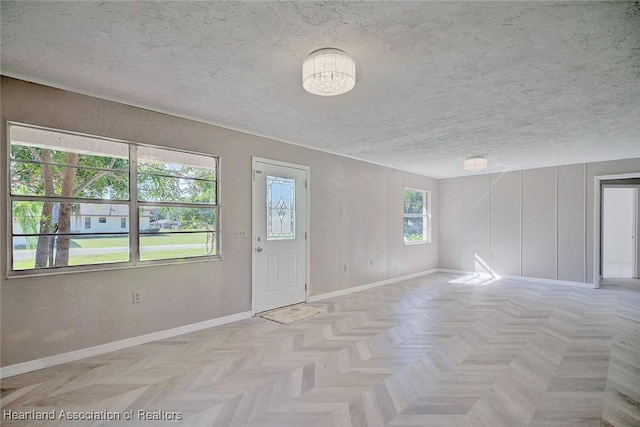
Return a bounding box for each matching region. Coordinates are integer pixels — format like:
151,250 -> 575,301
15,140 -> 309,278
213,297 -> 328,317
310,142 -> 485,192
1,1 -> 639,178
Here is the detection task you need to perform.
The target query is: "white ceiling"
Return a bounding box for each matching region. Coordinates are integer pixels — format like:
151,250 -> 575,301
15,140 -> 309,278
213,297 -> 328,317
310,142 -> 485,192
2,1 -> 639,178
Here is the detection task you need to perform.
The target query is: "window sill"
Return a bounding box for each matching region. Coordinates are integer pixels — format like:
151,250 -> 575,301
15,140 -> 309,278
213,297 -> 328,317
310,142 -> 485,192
5,256 -> 222,280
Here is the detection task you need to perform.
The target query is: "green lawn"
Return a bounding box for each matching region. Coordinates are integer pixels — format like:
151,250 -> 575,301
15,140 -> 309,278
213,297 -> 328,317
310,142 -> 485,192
13,248 -> 212,270
12,233 -> 216,270
71,232 -> 210,248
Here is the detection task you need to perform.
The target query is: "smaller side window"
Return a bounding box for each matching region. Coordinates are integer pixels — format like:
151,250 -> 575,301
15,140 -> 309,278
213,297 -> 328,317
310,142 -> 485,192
403,188 -> 431,244
98,217 -> 107,223
85,217 -> 91,229
121,218 -> 127,229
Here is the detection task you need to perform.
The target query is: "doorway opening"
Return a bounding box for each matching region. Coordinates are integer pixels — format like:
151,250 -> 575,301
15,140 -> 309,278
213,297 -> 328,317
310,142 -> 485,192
594,173 -> 640,288
602,186 -> 637,278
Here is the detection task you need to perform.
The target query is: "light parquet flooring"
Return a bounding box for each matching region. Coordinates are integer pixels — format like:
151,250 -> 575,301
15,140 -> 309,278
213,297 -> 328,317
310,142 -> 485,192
2,273 -> 639,426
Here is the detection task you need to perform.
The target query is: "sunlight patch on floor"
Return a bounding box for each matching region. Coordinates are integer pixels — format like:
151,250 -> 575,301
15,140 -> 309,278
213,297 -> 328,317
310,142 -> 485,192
448,272 -> 501,286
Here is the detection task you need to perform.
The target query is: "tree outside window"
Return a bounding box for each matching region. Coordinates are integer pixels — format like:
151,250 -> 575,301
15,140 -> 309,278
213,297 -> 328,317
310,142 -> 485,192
8,122 -> 219,274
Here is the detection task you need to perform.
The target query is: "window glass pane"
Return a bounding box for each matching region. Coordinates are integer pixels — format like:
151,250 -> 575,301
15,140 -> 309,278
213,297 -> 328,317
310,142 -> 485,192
139,206 -> 216,233
137,146 -> 216,177
138,146 -> 216,204
10,162 -> 130,199
138,174 -> 216,204
403,217 -> 425,242
12,234 -> 129,271
139,232 -> 216,261
12,201 -> 129,236
403,189 -> 425,214
10,125 -> 129,200
267,175 -> 296,240
10,124 -> 129,158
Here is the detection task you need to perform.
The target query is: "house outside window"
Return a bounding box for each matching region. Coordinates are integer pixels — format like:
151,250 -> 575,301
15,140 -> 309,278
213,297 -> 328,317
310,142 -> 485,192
8,122 -> 219,275
403,188 -> 431,244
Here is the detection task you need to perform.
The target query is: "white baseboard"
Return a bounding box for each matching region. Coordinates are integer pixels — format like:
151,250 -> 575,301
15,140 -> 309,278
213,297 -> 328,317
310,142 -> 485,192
308,269 -> 439,302
436,268 -> 476,275
0,311 -> 252,379
501,274 -> 595,289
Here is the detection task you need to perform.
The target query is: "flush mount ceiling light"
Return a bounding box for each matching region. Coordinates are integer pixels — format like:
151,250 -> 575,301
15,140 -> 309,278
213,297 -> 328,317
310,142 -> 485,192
302,48 -> 356,96
464,155 -> 488,172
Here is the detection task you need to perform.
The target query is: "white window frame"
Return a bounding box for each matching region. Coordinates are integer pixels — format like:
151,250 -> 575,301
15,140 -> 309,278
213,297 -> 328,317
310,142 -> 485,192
6,122 -> 220,277
403,187 -> 431,245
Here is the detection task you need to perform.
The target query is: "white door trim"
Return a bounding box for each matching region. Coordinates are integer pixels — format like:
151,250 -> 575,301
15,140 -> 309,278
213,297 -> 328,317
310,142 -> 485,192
593,172 -> 640,288
251,157 -> 310,315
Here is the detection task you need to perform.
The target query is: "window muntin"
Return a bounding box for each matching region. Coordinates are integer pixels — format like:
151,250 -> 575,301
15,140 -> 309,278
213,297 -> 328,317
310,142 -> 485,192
403,188 -> 431,244
8,123 -> 219,274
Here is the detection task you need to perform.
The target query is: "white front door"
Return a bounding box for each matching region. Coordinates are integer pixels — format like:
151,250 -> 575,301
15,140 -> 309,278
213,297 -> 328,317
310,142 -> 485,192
252,158 -> 308,313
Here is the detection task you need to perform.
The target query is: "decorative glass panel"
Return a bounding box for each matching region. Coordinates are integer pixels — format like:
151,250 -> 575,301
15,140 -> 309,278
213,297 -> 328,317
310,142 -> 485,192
267,175 -> 296,240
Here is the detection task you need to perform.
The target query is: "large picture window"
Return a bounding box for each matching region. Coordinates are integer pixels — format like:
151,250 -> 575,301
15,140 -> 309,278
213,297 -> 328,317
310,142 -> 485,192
403,188 -> 431,244
8,122 -> 219,274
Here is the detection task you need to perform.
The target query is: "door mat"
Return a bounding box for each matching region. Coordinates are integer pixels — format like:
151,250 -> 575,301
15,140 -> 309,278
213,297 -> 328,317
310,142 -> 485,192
261,303 -> 321,325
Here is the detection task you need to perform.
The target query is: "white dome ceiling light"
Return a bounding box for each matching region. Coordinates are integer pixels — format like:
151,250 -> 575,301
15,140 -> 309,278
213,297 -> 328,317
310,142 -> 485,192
302,48 -> 356,96
464,155 -> 488,172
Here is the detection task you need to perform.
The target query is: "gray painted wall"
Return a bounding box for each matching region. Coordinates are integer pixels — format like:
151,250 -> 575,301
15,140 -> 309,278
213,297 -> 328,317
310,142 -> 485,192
0,78 -> 439,367
439,159 -> 640,282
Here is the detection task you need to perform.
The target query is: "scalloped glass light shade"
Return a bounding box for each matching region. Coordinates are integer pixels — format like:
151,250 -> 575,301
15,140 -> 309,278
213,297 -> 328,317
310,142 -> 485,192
302,48 -> 356,96
464,156 -> 488,172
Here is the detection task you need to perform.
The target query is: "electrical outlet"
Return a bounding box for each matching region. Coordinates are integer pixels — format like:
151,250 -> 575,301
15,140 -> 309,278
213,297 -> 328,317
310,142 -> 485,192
133,292 -> 141,304
344,264 -> 348,272
235,230 -> 247,238
369,259 -> 373,266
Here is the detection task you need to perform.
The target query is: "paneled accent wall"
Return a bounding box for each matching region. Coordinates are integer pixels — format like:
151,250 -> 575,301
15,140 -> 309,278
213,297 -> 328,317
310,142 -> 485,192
489,172 -> 521,276
557,164 -> 587,282
522,167 -> 557,280
439,159 -> 640,283
438,178 -> 463,270
462,176 -> 490,273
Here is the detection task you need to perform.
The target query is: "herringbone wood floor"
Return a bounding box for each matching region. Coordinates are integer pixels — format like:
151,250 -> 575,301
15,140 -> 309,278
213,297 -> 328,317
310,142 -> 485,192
2,273 -> 639,426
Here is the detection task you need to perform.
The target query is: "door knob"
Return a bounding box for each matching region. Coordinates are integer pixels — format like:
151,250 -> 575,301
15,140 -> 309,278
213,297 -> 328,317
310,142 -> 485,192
256,247 -> 263,253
